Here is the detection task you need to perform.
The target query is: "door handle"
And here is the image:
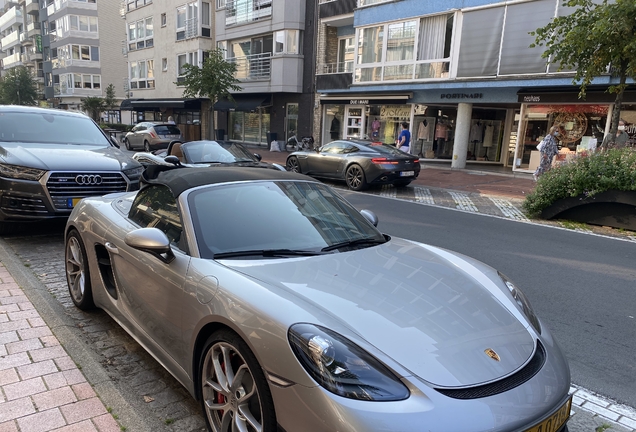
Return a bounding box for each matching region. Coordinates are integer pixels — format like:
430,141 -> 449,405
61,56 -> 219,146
105,242 -> 119,255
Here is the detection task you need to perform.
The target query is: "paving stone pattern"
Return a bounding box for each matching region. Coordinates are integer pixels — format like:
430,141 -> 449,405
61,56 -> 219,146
2,234 -> 207,432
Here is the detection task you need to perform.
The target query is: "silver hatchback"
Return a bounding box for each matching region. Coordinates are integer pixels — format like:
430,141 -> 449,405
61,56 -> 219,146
123,122 -> 183,152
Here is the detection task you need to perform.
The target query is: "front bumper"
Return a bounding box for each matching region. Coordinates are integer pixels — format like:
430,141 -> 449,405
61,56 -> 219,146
271,326 -> 570,432
0,172 -> 138,222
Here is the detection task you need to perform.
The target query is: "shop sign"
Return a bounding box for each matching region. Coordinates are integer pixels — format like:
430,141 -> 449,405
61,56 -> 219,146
381,105 -> 411,120
350,99 -> 369,105
523,96 -> 541,102
440,93 -> 484,100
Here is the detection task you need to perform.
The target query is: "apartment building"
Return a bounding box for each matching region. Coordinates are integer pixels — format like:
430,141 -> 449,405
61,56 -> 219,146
39,0 -> 127,112
214,0 -> 317,146
315,0 -> 636,172
120,0 -> 217,139
0,0 -> 45,100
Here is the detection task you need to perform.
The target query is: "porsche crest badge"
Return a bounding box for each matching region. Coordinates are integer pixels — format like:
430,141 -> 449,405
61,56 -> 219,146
485,348 -> 501,362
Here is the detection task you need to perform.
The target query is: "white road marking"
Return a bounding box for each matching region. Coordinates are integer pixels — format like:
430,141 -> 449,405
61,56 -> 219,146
489,197 -> 529,221
414,187 -> 435,205
449,191 -> 478,212
379,185 -> 397,198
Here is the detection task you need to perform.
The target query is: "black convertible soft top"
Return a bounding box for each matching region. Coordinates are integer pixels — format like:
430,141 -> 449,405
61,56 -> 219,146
141,165 -> 313,197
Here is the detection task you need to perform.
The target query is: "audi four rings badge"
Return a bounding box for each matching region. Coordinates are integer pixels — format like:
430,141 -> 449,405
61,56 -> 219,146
75,175 -> 103,185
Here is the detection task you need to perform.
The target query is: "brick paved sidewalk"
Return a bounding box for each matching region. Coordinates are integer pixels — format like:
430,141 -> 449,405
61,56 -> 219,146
0,263 -> 120,432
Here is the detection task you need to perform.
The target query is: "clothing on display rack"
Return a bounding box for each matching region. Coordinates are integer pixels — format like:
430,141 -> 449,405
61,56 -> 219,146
418,119 -> 430,140
470,121 -> 484,143
435,121 -> 449,157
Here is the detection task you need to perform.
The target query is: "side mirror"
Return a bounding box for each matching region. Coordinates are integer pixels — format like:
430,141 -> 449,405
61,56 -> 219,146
110,136 -> 120,148
360,209 -> 378,227
253,153 -> 262,161
124,228 -> 174,263
164,155 -> 181,166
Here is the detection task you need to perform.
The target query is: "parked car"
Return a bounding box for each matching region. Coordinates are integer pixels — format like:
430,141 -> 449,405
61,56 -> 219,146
286,139 -> 421,190
122,122 -> 183,152
64,166 -> 571,432
0,105 -> 144,234
132,140 -> 286,171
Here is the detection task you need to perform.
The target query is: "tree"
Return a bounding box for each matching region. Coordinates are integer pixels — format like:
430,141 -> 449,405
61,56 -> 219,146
0,66 -> 38,106
178,48 -> 242,136
531,0 -> 636,148
103,84 -> 117,123
80,97 -> 105,122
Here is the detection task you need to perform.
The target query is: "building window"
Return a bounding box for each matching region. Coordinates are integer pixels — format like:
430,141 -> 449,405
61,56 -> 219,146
177,51 -> 198,83
355,13 -> 453,83
60,73 -> 100,92
274,30 -> 301,55
217,0 -> 226,9
226,0 -> 271,26
176,2 -> 198,41
128,17 -> 153,51
129,60 -> 155,89
127,0 -> 152,12
162,58 -> 168,71
161,13 -> 167,27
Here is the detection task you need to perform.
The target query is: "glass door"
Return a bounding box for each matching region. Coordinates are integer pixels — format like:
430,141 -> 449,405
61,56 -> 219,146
286,103 -> 298,141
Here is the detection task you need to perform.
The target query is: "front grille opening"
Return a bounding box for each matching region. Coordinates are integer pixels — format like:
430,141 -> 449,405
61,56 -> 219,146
436,341 -> 546,400
47,172 -> 128,210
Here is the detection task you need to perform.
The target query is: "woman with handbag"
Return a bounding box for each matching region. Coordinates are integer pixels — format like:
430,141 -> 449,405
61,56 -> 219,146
533,124 -> 563,181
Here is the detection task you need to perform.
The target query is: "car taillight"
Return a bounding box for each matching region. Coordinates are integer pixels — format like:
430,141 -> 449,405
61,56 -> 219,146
150,131 -> 158,138
371,158 -> 399,165
413,159 -> 420,164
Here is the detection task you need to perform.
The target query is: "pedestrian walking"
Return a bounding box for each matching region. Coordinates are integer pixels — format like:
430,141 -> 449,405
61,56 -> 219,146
396,121 -> 411,154
601,119 -> 629,149
533,124 -> 563,181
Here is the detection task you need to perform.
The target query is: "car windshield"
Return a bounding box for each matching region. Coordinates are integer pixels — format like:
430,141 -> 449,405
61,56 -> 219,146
182,141 -> 258,164
188,181 -> 386,259
153,125 -> 181,135
0,112 -> 110,145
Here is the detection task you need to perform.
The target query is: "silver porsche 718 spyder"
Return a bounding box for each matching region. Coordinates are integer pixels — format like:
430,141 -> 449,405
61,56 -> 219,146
64,166 -> 571,432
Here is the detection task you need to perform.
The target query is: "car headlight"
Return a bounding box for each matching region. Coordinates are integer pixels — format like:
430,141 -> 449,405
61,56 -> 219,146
0,163 -> 46,181
122,165 -> 144,181
288,324 -> 410,401
499,272 -> 541,334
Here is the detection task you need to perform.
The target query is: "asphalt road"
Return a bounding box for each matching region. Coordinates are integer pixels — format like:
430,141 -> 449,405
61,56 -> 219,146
339,190 -> 636,408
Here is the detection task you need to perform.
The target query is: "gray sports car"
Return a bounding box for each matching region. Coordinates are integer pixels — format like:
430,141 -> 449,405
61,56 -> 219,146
286,139 -> 421,190
64,166 -> 571,432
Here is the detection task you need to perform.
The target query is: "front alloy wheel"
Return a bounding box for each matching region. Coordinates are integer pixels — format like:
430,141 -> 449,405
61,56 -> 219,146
65,230 -> 94,310
200,331 -> 276,432
286,156 -> 301,173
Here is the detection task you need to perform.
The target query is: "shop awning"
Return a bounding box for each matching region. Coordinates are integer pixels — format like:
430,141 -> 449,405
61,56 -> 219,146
120,98 -> 201,111
214,95 -> 271,112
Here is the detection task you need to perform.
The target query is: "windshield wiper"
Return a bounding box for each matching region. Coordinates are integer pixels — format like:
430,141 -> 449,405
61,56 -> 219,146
321,238 -> 386,252
214,248 -> 324,259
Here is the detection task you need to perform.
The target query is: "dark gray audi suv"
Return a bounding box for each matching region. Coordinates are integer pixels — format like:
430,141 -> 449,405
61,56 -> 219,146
0,105 -> 144,233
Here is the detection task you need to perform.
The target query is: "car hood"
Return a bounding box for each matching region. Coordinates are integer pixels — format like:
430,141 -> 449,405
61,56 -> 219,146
0,142 -> 138,171
223,237 -> 535,387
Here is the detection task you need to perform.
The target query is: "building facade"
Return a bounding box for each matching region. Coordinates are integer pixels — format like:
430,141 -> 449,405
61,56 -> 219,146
121,0 -> 216,140
214,0 -> 317,146
0,0 -> 45,101
39,0 -> 127,111
314,0 -> 636,172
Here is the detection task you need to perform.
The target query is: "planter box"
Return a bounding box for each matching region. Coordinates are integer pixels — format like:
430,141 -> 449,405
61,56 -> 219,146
541,190 -> 636,231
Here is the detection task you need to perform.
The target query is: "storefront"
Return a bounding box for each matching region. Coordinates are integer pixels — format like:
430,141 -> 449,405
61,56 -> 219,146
120,98 -> 205,141
320,89 -> 518,165
513,89 -> 636,173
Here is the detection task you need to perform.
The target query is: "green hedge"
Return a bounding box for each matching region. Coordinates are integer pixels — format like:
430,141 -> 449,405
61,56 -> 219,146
523,148 -> 636,218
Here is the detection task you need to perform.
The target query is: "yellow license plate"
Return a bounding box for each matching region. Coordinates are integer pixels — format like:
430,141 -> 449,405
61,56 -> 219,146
524,396 -> 572,432
68,198 -> 82,208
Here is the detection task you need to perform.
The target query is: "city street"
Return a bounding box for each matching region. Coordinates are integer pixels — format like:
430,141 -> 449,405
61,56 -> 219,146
1,188 -> 635,431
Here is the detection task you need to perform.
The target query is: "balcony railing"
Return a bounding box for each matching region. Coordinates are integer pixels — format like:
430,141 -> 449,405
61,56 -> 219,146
54,84 -> 101,97
52,57 -> 98,69
354,60 -> 450,83
318,61 -> 353,75
47,0 -> 96,16
1,31 -> 20,48
2,52 -> 23,68
226,0 -> 272,26
228,52 -> 271,80
0,7 -> 23,31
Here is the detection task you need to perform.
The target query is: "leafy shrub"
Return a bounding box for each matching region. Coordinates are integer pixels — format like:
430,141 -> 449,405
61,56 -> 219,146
523,148 -> 636,218
99,123 -> 133,132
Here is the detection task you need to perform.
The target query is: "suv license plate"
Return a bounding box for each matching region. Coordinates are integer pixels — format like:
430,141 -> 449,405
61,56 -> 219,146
400,171 -> 415,177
